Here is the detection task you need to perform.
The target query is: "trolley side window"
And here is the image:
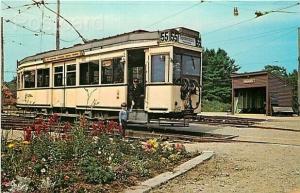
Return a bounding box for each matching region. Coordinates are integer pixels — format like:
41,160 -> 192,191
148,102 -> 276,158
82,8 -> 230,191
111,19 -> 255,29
37,68 -> 50,87
101,57 -> 124,84
151,55 -> 166,83
17,73 -> 22,89
66,64 -> 76,86
80,60 -> 99,85
54,66 -> 63,87
24,70 -> 35,88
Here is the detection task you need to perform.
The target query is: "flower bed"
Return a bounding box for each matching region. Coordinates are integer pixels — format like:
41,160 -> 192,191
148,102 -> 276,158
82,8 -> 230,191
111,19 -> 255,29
1,116 -> 197,193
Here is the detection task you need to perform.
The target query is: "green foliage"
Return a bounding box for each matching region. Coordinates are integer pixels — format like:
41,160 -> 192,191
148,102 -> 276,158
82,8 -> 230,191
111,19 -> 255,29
264,64 -> 288,77
202,48 -> 240,103
201,100 -> 231,112
80,156 -> 115,184
1,125 -> 195,192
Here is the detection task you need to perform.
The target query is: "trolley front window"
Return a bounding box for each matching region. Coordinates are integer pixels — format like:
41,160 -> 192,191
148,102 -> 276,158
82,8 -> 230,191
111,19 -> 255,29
182,55 -> 200,76
24,70 -> 35,88
37,68 -> 50,87
151,55 -> 166,82
173,52 -> 201,84
80,61 -> 99,85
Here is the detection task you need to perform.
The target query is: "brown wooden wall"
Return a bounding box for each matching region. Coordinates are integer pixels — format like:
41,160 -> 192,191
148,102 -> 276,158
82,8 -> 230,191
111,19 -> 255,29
231,72 -> 294,115
268,74 -> 293,111
232,74 -> 268,89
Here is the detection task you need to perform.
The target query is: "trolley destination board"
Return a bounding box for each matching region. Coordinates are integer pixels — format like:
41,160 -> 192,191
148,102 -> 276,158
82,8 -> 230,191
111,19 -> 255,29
159,28 -> 201,48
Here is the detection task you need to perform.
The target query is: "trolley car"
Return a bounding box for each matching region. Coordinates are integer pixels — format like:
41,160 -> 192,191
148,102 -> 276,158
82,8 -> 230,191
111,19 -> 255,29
16,27 -> 202,119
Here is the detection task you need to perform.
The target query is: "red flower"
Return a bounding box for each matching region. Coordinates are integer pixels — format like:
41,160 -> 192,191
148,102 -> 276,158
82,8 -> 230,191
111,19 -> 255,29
63,121 -> 72,133
2,179 -> 10,187
24,126 -> 32,141
64,175 -> 70,180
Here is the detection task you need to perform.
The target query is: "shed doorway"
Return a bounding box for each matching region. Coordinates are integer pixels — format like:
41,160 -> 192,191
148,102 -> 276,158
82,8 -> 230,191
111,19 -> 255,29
234,87 -> 266,114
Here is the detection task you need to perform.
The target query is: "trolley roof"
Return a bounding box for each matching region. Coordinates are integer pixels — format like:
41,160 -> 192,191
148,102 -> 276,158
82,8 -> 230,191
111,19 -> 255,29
19,27 -> 200,65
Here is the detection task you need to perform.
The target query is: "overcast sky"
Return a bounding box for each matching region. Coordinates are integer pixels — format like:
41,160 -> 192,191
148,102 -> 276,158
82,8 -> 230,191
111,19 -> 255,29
2,0 -> 300,81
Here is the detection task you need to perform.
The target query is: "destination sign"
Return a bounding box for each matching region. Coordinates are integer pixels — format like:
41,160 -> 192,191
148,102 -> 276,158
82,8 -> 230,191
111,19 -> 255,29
160,30 -> 201,48
44,51 -> 83,62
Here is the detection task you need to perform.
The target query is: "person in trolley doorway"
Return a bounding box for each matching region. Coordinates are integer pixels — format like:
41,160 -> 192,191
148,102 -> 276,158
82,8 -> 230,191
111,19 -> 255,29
129,78 -> 144,109
119,102 -> 132,137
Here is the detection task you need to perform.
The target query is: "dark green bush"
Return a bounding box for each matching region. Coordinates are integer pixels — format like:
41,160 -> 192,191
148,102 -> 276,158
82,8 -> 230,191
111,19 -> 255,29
201,100 -> 231,112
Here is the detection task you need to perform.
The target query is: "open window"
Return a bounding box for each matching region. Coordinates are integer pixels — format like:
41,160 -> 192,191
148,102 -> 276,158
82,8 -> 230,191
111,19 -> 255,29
37,68 -> 50,87
54,66 -> 63,87
24,70 -> 35,88
101,57 -> 124,84
151,54 -> 167,83
66,64 -> 76,86
80,61 -> 99,85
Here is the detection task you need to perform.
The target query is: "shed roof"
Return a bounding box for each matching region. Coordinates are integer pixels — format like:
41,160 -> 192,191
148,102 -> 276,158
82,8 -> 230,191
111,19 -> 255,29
231,70 -> 268,78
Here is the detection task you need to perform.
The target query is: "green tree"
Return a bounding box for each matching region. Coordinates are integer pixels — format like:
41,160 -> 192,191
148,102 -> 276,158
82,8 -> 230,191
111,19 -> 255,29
264,64 -> 288,77
202,48 -> 240,103
287,69 -> 298,110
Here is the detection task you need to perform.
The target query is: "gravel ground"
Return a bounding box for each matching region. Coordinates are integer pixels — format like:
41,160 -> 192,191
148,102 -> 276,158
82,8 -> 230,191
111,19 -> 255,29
150,117 -> 300,193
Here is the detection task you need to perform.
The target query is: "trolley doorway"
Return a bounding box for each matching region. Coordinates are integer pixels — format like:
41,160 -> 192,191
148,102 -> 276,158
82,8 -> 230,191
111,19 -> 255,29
127,49 -> 145,109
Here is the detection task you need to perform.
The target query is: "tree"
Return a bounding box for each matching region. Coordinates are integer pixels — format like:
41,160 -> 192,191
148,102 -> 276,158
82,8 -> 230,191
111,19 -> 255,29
287,69 -> 298,110
264,64 -> 288,77
202,48 -> 240,103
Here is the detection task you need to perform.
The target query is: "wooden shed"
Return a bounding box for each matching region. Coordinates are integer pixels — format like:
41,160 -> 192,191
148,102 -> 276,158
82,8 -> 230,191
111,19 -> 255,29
231,71 -> 294,115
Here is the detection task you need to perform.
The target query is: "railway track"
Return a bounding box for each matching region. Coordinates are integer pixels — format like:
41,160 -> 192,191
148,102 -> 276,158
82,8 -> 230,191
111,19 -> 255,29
1,114 -> 299,145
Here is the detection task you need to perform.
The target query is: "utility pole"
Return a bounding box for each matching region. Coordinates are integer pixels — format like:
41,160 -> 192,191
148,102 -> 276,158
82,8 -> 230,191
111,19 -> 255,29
56,0 -> 60,50
298,27 -> 300,115
1,17 -> 4,111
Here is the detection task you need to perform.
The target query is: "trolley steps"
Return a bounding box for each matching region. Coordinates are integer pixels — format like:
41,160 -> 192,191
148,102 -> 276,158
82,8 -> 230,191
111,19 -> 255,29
128,109 -> 148,124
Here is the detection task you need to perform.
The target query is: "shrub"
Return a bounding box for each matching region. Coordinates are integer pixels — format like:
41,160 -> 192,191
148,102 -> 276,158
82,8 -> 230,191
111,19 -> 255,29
201,99 -> 231,112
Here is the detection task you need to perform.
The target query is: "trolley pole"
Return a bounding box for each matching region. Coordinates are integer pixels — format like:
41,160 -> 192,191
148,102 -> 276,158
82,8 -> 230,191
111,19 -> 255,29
56,0 -> 60,50
298,27 -> 300,115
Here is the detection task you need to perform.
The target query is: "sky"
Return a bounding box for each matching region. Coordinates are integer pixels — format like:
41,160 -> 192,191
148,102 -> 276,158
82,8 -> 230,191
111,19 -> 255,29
2,0 -> 300,81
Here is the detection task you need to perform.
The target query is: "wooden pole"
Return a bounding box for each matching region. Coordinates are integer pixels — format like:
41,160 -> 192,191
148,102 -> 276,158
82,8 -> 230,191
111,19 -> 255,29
1,17 -> 4,111
56,0 -> 60,50
298,27 -> 300,115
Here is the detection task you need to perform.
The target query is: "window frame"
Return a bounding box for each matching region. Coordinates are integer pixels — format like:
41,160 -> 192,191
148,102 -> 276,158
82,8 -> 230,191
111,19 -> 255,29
66,64 -> 77,86
37,68 -> 50,88
150,54 -> 169,83
101,57 -> 124,84
79,60 -> 99,85
54,66 -> 64,87
24,70 -> 36,88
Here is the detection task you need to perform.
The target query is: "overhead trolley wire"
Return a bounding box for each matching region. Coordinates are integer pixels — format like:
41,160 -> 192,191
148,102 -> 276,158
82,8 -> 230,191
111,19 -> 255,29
231,28 -> 295,58
202,2 -> 300,36
4,18 -> 76,43
32,0 -> 88,43
146,0 -> 206,29
4,19 -> 53,36
207,25 -> 298,45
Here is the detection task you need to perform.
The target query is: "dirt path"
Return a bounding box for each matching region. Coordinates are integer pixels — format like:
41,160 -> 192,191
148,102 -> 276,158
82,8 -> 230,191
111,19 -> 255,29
150,118 -> 300,193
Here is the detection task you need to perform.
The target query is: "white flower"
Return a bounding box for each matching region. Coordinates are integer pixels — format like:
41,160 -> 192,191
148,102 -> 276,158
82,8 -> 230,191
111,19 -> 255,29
108,156 -> 112,162
42,158 -> 46,162
41,168 -> 46,173
97,150 -> 101,155
9,177 -> 31,193
92,136 -> 99,143
40,177 -> 55,190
